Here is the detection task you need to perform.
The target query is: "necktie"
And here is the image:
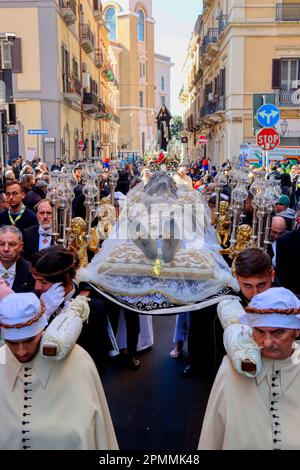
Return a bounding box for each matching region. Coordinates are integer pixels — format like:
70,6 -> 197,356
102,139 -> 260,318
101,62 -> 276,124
39,228 -> 52,245
0,269 -> 15,281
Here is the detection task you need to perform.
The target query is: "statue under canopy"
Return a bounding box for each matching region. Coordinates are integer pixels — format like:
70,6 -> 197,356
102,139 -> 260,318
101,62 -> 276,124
156,104 -> 172,151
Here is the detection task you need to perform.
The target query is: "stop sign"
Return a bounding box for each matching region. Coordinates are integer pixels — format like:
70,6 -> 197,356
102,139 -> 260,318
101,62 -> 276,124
78,140 -> 85,150
256,128 -> 280,151
198,135 -> 207,144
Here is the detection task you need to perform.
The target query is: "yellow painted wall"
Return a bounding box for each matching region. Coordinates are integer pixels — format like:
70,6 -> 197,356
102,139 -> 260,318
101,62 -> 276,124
0,8 -> 41,90
16,100 -> 41,152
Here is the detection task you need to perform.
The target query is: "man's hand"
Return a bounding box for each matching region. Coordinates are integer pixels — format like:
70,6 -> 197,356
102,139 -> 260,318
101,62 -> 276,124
40,283 -> 65,320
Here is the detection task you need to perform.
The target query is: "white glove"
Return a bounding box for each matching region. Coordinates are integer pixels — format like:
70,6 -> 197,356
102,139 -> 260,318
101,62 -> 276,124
40,283 -> 65,320
224,324 -> 262,378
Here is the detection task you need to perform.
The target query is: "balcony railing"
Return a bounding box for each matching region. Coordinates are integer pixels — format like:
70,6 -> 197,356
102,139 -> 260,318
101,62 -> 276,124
218,15 -> 228,35
59,0 -> 77,25
201,28 -> 219,55
93,0 -> 102,20
200,95 -> 226,118
81,24 -> 95,53
278,90 -> 299,107
276,3 -> 300,21
94,49 -> 104,68
64,77 -> 81,102
83,91 -> 98,112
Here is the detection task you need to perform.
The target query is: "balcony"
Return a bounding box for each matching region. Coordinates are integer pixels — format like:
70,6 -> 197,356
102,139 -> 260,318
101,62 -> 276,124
218,15 -> 228,36
94,49 -> 104,68
201,28 -> 219,62
277,90 -> 299,107
64,77 -> 81,102
113,114 -> 120,125
83,91 -> 98,113
81,24 -> 95,54
59,0 -> 77,25
276,3 -> 300,21
200,95 -> 226,120
93,0 -> 103,20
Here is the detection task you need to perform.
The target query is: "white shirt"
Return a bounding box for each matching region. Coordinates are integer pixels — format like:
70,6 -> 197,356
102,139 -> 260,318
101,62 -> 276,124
272,240 -> 277,267
0,262 -> 16,288
38,226 -> 52,251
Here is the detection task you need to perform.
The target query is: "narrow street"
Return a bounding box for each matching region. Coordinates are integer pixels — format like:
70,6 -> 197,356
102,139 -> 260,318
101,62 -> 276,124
102,315 -> 213,451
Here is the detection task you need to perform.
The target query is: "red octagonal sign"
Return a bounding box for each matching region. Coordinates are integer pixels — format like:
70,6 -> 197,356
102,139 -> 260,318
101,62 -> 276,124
256,128 -> 280,151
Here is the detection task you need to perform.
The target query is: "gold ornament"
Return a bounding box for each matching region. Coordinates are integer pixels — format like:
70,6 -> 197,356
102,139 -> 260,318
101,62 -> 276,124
69,217 -> 88,268
152,257 -> 163,278
220,224 -> 252,259
216,200 -> 231,248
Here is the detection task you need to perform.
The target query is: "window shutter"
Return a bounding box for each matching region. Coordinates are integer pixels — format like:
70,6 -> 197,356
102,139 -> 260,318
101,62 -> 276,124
298,59 -> 300,81
223,68 -> 226,95
12,38 -> 22,73
272,59 -> 281,89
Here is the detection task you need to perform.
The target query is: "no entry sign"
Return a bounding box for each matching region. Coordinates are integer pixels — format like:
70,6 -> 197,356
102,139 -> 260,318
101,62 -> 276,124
256,128 -> 280,151
198,135 -> 207,144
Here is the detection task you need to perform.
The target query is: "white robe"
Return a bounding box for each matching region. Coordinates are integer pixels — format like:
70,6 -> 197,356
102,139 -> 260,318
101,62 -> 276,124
0,344 -> 119,450
198,354 -> 300,450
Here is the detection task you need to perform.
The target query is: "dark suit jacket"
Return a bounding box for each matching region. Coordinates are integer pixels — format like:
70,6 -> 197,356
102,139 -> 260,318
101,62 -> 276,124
0,207 -> 38,234
22,225 -> 54,262
276,229 -> 300,297
12,256 -> 35,293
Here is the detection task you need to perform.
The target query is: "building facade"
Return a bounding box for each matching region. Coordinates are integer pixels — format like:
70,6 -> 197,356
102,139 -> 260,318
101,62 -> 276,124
102,0 -> 156,155
182,0 -> 300,165
180,15 -> 203,163
0,0 -> 119,164
154,53 -> 173,112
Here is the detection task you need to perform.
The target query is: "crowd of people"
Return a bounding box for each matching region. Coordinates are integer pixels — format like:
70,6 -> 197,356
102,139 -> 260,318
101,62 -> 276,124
1,151 -> 300,450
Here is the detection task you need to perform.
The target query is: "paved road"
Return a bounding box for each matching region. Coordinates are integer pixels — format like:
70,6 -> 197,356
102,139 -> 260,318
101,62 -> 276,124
101,315 -> 213,451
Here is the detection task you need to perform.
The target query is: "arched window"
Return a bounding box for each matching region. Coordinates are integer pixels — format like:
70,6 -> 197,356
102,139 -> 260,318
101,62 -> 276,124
138,10 -> 145,41
105,8 -> 116,40
161,76 -> 165,91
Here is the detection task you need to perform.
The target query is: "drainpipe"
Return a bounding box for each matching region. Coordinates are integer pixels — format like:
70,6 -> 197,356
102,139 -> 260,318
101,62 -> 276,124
78,1 -> 84,144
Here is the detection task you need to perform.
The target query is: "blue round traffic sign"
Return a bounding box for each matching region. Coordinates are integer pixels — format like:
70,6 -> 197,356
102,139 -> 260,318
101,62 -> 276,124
257,104 -> 280,128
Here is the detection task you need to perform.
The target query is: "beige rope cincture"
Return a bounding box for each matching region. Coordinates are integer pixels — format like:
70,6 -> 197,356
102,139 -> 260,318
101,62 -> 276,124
0,303 -> 45,329
245,306 -> 300,315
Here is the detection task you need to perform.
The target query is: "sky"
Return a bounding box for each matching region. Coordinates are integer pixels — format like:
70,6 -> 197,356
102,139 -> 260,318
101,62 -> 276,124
153,0 -> 203,116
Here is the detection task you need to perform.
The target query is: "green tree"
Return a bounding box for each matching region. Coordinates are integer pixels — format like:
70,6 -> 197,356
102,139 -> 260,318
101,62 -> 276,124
170,116 -> 183,138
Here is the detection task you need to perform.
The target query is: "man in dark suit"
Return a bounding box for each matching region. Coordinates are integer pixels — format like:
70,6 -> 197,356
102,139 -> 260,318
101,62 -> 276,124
266,215 -> 286,267
276,214 -> 300,297
22,199 -> 54,262
0,181 -> 38,233
0,225 -> 35,293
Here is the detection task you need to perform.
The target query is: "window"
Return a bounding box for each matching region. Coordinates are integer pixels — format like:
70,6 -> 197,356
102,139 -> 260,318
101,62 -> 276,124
105,8 -> 116,40
161,76 -> 165,91
139,91 -> 144,107
160,95 -> 165,106
61,45 -> 70,93
281,59 -> 299,90
138,10 -> 145,41
140,62 -> 146,78
272,58 -> 300,89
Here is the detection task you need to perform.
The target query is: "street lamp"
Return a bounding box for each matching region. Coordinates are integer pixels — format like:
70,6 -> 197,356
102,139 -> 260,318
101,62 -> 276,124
280,119 -> 288,137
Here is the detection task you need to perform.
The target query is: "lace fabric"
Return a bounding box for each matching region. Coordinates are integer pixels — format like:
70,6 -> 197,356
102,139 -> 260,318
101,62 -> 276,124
77,173 -> 239,312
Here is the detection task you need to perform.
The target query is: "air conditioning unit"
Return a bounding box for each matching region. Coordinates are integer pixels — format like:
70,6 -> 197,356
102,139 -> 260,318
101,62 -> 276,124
82,71 -> 90,89
0,41 -> 12,69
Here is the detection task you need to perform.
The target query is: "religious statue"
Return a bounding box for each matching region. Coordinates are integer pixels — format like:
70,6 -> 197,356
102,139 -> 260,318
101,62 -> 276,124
216,200 -> 231,248
220,224 -> 252,259
96,196 -> 116,240
69,217 -> 89,268
156,104 -> 172,151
